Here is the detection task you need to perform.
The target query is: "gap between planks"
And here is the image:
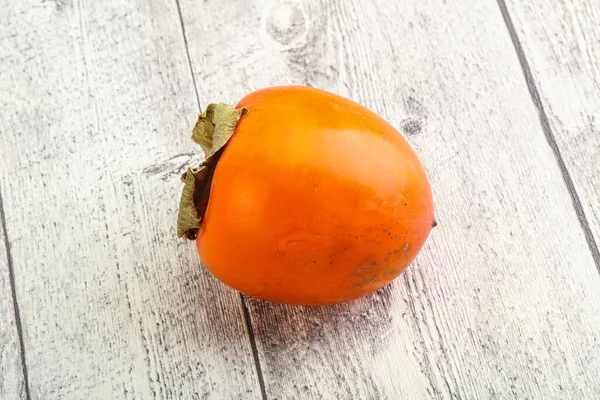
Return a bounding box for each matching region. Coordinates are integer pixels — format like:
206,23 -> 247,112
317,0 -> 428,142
496,0 -> 600,275
0,185 -> 31,400
173,0 -> 269,393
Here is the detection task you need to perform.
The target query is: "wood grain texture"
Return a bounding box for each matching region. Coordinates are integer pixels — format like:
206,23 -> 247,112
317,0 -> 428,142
178,0 -> 600,398
502,0 -> 600,264
0,0 -> 261,398
0,208 -> 26,399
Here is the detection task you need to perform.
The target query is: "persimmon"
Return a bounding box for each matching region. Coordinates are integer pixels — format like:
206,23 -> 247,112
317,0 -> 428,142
178,86 -> 434,306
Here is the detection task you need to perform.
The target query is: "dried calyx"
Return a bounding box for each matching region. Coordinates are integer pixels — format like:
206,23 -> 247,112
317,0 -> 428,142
177,103 -> 247,240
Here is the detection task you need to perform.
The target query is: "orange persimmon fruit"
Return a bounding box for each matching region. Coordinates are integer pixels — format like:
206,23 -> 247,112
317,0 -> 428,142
177,86 -> 434,306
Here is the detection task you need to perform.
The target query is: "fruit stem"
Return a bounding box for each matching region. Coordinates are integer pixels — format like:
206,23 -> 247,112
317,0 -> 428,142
177,103 -> 247,239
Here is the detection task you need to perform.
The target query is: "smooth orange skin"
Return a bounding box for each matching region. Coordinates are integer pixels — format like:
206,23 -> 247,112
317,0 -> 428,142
196,86 -> 434,305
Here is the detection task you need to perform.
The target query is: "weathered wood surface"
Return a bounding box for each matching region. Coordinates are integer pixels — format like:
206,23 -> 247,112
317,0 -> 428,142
502,0 -> 600,266
1,0 -> 599,398
0,206 -> 26,399
176,0 -> 600,398
0,0 -> 261,398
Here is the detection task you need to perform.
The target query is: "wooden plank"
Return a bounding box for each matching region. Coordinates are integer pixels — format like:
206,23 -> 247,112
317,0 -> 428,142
502,0 -> 600,266
178,0 -> 600,398
0,205 -> 26,399
0,0 -> 261,398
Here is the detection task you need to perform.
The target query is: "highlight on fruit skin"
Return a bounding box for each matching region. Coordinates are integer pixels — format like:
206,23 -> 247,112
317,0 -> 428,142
177,86 -> 435,306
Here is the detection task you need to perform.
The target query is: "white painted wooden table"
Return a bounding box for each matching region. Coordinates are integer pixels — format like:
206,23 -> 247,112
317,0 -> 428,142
1,0 -> 599,399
